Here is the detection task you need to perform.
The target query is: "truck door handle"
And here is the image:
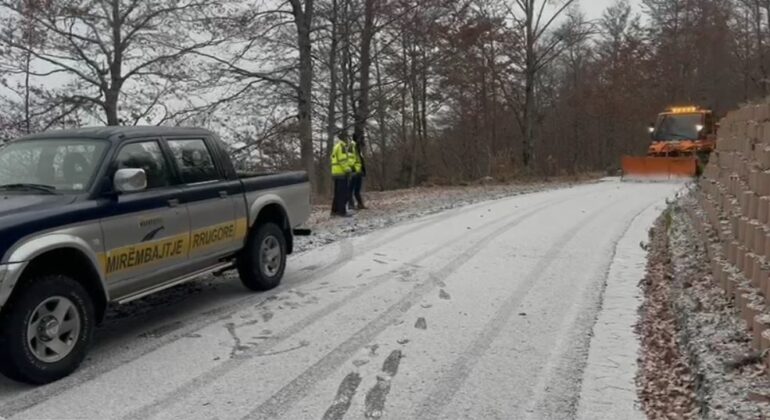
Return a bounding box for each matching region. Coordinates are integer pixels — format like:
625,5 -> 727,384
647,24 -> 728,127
167,198 -> 180,208
218,191 -> 228,198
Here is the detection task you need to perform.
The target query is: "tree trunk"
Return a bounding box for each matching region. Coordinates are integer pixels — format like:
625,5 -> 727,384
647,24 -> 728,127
22,0 -> 37,133
489,38 -> 498,171
400,35 -> 410,187
106,0 -> 123,126
104,92 -> 120,126
340,0 -> 350,133
374,37 -> 388,191
353,0 -> 376,150
24,50 -> 32,133
420,45 -> 428,167
409,41 -> 419,188
324,0 -> 339,195
522,2 -> 536,171
291,0 -> 317,188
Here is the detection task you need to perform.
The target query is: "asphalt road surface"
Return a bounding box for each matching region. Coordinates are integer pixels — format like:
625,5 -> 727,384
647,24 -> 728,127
0,179 -> 682,420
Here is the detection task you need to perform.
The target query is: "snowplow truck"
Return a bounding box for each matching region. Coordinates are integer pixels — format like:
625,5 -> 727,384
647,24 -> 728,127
621,106 -> 717,180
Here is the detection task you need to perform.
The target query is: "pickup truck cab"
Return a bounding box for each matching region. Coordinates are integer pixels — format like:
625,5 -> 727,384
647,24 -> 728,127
0,126 -> 310,384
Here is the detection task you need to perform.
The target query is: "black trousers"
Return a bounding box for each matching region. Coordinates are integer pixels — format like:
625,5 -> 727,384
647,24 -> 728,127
332,176 -> 349,215
349,174 -> 364,208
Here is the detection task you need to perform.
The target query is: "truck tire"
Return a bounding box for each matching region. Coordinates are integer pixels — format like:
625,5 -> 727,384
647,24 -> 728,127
0,275 -> 95,385
237,222 -> 287,291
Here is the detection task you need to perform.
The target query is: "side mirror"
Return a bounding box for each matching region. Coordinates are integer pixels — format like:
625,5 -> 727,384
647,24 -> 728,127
113,168 -> 147,193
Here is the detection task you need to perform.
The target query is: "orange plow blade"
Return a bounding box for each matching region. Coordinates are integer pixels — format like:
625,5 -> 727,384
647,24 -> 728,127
621,156 -> 697,181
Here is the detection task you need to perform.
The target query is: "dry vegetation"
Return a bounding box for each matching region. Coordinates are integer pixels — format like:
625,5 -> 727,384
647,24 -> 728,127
637,210 -> 699,419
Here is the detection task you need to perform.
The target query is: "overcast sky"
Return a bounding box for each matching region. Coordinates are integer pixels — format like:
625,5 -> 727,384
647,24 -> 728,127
580,0 -> 640,20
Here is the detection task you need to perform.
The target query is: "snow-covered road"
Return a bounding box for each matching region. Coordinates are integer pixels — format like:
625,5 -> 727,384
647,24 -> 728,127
0,179 -> 683,420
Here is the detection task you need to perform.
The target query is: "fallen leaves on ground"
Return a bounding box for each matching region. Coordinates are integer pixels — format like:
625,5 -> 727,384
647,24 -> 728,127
637,213 -> 699,419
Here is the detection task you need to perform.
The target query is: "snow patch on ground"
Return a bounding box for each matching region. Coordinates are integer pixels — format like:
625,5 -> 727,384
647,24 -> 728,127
576,196 -> 671,419
669,198 -> 770,418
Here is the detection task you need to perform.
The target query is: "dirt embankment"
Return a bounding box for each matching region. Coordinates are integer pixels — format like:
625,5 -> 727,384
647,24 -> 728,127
638,198 -> 770,419
637,207 -> 699,419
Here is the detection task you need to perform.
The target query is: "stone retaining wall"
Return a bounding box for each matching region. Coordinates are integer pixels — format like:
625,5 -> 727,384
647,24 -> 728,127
698,102 -> 770,355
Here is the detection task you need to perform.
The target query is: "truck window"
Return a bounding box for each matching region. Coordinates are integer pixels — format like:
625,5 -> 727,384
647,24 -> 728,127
653,113 -> 703,140
0,139 -> 106,192
114,141 -> 171,189
167,139 -> 220,184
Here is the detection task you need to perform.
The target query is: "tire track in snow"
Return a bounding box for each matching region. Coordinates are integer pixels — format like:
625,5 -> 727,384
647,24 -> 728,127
413,196 -> 631,420
121,192 -> 579,420
297,182 -> 611,291
0,189 -> 562,418
237,192 -> 617,420
0,184 -> 606,418
521,196 -> 673,418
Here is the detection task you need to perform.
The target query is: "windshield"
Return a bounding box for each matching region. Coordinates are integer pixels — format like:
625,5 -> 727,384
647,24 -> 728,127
0,139 -> 108,193
653,113 -> 704,141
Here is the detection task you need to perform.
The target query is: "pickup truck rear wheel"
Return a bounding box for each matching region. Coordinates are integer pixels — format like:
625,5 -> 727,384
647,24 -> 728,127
0,275 -> 94,384
237,222 -> 287,291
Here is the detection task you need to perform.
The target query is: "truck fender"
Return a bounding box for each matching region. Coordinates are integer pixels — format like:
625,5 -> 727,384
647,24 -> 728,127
248,193 -> 291,229
4,233 -> 109,303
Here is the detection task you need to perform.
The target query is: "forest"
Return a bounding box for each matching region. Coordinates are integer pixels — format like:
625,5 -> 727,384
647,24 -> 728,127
0,0 -> 768,193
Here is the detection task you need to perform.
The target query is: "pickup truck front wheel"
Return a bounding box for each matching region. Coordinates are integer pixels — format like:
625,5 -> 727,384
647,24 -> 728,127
0,275 -> 94,384
237,222 -> 287,291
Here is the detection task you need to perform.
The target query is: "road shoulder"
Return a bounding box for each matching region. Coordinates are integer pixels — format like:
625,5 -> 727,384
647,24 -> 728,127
576,199 -> 668,419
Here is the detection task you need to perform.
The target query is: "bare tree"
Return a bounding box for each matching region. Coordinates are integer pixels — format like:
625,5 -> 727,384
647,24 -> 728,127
506,0 -> 577,170
0,0 -> 227,126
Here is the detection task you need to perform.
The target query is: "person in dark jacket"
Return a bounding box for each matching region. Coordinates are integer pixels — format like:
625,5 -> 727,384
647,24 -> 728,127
348,134 -> 367,210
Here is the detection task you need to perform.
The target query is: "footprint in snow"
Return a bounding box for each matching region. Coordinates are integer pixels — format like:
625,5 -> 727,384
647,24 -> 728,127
415,317 -> 427,330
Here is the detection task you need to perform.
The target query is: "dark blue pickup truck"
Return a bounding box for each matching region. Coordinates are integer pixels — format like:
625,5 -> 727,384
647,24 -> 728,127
0,126 -> 310,384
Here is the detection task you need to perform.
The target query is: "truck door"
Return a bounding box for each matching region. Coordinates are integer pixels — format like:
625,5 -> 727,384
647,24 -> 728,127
100,140 -> 191,299
165,138 -> 241,267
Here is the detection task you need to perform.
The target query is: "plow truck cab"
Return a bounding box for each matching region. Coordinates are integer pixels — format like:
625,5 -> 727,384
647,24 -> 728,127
622,106 -> 717,180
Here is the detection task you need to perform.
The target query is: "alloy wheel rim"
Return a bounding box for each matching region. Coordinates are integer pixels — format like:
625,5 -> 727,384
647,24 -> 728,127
260,235 -> 281,277
27,296 -> 81,363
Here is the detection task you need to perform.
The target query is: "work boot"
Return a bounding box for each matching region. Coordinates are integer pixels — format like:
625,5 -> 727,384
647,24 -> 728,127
357,203 -> 367,210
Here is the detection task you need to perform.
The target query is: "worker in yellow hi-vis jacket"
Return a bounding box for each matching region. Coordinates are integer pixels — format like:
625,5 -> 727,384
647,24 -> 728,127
331,133 -> 353,217
348,135 -> 366,210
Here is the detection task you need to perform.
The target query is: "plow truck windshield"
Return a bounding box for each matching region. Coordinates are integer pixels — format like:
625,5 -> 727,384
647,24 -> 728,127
653,113 -> 703,141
